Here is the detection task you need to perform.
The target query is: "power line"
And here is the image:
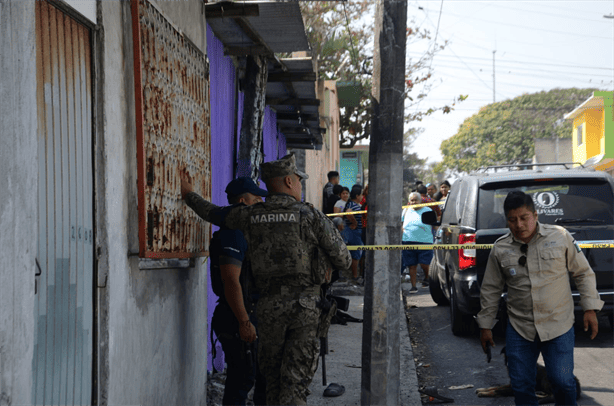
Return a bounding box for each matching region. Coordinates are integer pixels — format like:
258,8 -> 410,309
419,7 -> 613,40
427,0 -> 445,72
446,46 -> 496,93
428,60 -> 614,79
442,33 -> 610,61
407,51 -> 614,71
473,3 -> 613,24
521,2 -> 614,18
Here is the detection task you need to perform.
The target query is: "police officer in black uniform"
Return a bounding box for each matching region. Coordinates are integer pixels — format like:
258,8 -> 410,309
209,177 -> 268,405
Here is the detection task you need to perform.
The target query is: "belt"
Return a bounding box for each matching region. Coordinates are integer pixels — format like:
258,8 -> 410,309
261,284 -> 320,298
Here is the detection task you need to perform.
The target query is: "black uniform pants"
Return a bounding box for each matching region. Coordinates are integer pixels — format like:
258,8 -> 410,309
212,303 -> 266,406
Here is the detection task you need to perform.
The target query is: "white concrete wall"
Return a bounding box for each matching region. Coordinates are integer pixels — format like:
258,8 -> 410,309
97,2 -> 208,404
534,137 -> 573,164
0,1 -> 37,404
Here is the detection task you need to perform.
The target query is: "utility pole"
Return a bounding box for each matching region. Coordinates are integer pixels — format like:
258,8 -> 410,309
362,1 -> 406,405
492,50 -> 496,103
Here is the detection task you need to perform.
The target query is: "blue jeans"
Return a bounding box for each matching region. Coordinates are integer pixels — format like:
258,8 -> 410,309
506,321 -> 576,406
343,227 -> 364,260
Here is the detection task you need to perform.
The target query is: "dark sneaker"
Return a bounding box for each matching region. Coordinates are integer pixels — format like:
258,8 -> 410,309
409,286 -> 418,294
421,280 -> 429,288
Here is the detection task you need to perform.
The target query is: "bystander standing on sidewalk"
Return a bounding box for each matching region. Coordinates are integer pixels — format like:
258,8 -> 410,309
333,187 -> 350,214
343,185 -> 364,284
402,192 -> 434,293
426,183 -> 437,200
322,171 -> 340,212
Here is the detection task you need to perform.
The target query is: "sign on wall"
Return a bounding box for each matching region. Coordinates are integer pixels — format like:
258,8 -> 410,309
132,0 -> 211,258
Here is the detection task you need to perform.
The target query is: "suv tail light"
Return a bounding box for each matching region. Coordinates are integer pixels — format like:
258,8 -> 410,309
459,233 -> 476,270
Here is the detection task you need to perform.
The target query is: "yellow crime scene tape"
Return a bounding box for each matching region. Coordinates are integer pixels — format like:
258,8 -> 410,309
346,242 -> 614,250
327,200 -> 444,217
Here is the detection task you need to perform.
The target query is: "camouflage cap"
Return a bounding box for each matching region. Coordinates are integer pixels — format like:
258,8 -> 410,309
260,153 -> 309,181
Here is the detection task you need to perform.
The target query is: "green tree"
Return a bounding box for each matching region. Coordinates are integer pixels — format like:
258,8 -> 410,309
300,1 -> 465,148
436,88 -> 601,173
402,128 -> 427,198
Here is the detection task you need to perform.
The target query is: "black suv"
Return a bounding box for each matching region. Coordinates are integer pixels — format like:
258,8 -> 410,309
424,164 -> 614,336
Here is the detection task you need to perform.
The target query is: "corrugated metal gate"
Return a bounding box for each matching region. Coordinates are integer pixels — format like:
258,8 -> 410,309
34,1 -> 94,404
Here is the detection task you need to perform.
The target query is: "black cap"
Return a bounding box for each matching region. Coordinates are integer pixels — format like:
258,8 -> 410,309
225,177 -> 269,199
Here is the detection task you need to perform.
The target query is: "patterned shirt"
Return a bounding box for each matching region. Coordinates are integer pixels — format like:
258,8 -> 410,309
343,201 -> 362,230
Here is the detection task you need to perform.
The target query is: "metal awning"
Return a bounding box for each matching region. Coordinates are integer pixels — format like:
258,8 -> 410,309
206,1 -> 310,56
206,1 -> 323,150
267,57 -> 323,150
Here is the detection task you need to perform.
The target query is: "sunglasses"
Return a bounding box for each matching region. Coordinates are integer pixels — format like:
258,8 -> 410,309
518,244 -> 528,266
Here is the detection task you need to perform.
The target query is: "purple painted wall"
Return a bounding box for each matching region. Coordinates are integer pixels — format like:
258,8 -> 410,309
278,128 -> 287,158
263,107 -> 287,160
262,107 -> 277,163
206,25 -> 289,372
207,24 -> 237,372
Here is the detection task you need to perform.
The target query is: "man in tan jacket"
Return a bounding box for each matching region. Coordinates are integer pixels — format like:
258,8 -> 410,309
477,191 -> 603,406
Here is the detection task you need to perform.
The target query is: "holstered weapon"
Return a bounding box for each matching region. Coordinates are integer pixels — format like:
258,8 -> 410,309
242,340 -> 256,370
330,295 -> 349,312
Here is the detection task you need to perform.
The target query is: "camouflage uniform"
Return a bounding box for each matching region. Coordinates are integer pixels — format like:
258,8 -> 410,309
185,154 -> 351,406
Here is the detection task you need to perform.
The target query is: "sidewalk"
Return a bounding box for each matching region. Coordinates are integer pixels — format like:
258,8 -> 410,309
306,283 -> 422,406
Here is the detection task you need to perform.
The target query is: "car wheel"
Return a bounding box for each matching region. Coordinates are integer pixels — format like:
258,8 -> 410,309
429,274 -> 449,306
449,278 -> 474,336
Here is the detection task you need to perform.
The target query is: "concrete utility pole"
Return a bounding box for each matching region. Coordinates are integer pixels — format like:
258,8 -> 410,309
361,1 -> 407,405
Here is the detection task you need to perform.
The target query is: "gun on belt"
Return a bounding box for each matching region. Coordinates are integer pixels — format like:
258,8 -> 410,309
242,340 -> 256,370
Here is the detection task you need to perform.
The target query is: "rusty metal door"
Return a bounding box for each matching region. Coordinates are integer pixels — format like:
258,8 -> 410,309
34,1 -> 94,404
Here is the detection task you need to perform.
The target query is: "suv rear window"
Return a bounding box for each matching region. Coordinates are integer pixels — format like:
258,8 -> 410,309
477,180 -> 614,229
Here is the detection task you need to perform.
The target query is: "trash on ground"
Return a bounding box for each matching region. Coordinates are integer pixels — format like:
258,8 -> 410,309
448,384 -> 474,390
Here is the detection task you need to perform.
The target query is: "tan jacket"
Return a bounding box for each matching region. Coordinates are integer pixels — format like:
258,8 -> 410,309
476,222 -> 603,342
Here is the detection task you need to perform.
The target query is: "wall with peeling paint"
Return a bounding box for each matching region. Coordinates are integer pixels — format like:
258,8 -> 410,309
0,2 -> 37,404
97,2 -> 208,404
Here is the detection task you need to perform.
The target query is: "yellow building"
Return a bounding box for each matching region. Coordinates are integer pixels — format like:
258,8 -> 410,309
565,91 -> 614,175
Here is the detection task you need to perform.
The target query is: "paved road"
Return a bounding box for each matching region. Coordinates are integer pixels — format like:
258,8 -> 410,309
403,283 -> 614,405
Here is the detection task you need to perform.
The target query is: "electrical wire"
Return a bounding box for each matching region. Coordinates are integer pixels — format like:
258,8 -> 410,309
426,61 -> 614,80
407,51 -> 614,72
479,2 -> 613,24
418,7 -> 613,40
427,0 -> 445,72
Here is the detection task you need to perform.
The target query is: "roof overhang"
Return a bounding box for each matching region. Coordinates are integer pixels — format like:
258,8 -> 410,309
564,92 -> 604,120
206,2 -> 322,150
205,1 -> 310,56
267,57 -> 323,150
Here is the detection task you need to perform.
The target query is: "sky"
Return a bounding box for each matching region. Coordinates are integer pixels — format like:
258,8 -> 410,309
401,0 -> 614,164
66,0 -> 613,167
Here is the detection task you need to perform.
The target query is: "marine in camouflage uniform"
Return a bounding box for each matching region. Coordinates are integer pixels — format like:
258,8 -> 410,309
182,153 -> 351,406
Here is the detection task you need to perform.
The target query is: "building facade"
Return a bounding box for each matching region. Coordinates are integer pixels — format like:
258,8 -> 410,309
0,0 -> 329,404
565,91 -> 614,176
